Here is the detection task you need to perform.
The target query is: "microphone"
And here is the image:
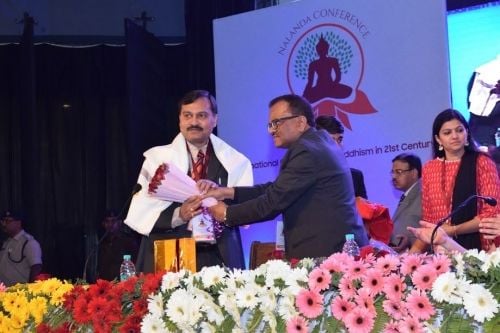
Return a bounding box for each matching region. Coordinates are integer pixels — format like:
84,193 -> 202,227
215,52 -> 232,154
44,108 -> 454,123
82,183 -> 142,281
430,194 -> 497,253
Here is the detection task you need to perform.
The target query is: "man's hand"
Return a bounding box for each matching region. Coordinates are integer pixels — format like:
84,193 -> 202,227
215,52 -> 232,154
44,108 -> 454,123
196,179 -> 218,194
180,195 -> 203,222
203,187 -> 235,201
479,215 -> 500,240
408,220 -> 448,246
391,234 -> 410,253
208,202 -> 228,222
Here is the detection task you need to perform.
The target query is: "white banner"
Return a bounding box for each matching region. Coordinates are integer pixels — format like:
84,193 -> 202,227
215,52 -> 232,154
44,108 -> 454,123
214,0 -> 450,266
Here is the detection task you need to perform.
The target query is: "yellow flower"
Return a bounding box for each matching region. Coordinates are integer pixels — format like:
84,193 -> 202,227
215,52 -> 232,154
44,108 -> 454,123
50,283 -> 74,306
28,296 -> 48,324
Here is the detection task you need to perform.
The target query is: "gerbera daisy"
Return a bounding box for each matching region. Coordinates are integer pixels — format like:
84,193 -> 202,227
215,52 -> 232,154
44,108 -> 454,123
308,267 -> 331,291
295,289 -> 324,319
383,320 -> 400,333
382,299 -> 406,321
338,275 -> 356,300
405,289 -> 435,321
430,254 -> 451,275
286,316 -> 309,333
344,307 -> 375,333
383,273 -> 406,301
344,260 -> 369,280
400,254 -> 423,276
354,288 -> 376,316
319,256 -> 344,274
330,296 -> 355,321
361,268 -> 385,296
374,255 -> 400,276
398,316 -> 425,333
462,284 -> 499,322
430,272 -> 461,304
411,264 -> 437,291
141,313 -> 167,332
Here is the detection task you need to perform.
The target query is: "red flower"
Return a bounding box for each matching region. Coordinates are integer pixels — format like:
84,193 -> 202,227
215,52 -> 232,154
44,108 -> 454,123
119,314 -> 144,333
62,285 -> 85,311
140,272 -> 163,296
88,297 -> 108,319
88,279 -> 113,299
132,298 -> 148,314
359,245 -> 374,259
72,297 -> 91,324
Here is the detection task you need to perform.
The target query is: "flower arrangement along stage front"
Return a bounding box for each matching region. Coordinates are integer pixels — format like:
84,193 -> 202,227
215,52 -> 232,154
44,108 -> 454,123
0,249 -> 498,333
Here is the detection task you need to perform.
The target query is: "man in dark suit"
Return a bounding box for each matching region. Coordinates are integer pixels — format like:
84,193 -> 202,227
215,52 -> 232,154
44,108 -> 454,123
125,90 -> 253,272
205,94 -> 368,260
389,153 -> 422,252
315,115 -> 367,198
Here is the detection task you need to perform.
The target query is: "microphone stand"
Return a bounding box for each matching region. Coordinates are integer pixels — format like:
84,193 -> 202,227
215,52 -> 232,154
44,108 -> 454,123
430,194 -> 497,253
82,184 -> 142,281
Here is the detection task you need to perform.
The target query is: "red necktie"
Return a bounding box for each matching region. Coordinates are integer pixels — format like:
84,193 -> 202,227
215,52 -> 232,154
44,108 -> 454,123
191,150 -> 205,181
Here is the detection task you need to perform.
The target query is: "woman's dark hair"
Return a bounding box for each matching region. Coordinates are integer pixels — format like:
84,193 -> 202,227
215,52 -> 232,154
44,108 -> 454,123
431,108 -> 477,158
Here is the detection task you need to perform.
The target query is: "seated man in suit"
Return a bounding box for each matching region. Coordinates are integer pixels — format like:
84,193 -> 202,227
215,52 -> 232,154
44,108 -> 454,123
315,115 -> 367,198
204,94 -> 368,260
389,153 -> 422,252
125,90 -> 253,272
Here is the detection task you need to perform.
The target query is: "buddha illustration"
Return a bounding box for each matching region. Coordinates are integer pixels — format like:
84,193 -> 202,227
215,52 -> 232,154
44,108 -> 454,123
303,35 -> 353,103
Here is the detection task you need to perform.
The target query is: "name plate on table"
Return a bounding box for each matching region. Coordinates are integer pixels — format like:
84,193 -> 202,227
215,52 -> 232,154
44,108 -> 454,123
154,238 -> 196,273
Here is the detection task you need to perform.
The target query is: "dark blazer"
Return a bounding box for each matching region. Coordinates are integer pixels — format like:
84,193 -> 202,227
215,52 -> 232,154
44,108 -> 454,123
226,128 -> 368,259
390,180 -> 422,246
350,168 -> 367,199
136,148 -> 245,272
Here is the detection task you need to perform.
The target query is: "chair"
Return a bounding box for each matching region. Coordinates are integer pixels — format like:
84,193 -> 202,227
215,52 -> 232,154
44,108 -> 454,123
249,241 -> 282,269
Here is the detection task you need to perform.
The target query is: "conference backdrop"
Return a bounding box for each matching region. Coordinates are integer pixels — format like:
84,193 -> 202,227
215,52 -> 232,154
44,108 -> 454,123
213,0 -> 451,265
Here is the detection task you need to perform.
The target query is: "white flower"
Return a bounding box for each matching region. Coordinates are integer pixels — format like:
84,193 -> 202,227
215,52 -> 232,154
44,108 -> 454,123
165,289 -> 202,327
147,293 -> 165,317
262,260 -> 293,287
235,284 -> 260,309
277,294 -> 298,320
431,272 -> 461,304
298,257 -> 316,270
198,265 -> 227,288
161,270 -> 188,291
258,289 -> 277,312
453,252 -> 465,276
199,321 -> 216,333
481,248 -> 500,273
141,313 -> 169,332
462,284 -> 499,323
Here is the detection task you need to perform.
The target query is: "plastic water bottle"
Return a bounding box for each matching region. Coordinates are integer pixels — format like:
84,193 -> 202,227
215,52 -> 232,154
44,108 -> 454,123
119,254 -> 136,281
495,127 -> 500,147
342,234 -> 360,259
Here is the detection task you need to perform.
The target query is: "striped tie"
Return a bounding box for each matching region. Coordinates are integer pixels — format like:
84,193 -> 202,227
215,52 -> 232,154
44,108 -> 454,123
191,150 -> 205,181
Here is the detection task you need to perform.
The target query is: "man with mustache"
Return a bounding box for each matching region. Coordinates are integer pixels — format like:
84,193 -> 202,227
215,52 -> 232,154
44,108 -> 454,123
125,90 -> 253,272
389,153 -> 422,253
203,94 -> 368,260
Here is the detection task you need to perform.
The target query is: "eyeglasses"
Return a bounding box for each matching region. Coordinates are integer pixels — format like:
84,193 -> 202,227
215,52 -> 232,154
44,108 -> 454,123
267,115 -> 300,130
390,169 -> 412,176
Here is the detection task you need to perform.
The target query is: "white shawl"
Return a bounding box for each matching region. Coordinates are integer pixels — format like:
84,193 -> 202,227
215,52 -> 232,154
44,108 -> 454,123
124,133 -> 253,235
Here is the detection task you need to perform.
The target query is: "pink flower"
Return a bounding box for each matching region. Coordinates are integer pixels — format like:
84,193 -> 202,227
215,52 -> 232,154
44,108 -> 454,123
320,256 -> 344,274
286,316 -> 309,333
375,255 -> 400,275
327,252 -> 353,267
400,254 -> 423,276
344,307 -> 375,333
361,268 -> 385,296
430,254 -> 451,275
354,288 -> 376,316
411,264 -> 438,291
382,299 -> 407,320
295,289 -> 324,319
405,289 -> 435,321
330,296 -> 355,321
339,275 -> 356,300
0,282 -> 6,292
383,274 -> 406,301
398,316 -> 425,333
383,321 -> 401,333
344,260 -> 369,280
308,267 -> 331,292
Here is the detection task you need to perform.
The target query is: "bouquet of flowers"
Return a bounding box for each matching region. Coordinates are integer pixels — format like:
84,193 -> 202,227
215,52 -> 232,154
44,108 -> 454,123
148,162 -> 221,241
0,278 -> 73,332
148,162 -> 216,207
36,273 -> 163,333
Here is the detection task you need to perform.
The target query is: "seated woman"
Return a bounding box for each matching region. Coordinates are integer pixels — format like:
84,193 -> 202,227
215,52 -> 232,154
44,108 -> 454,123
410,109 -> 500,253
408,215 -> 500,253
